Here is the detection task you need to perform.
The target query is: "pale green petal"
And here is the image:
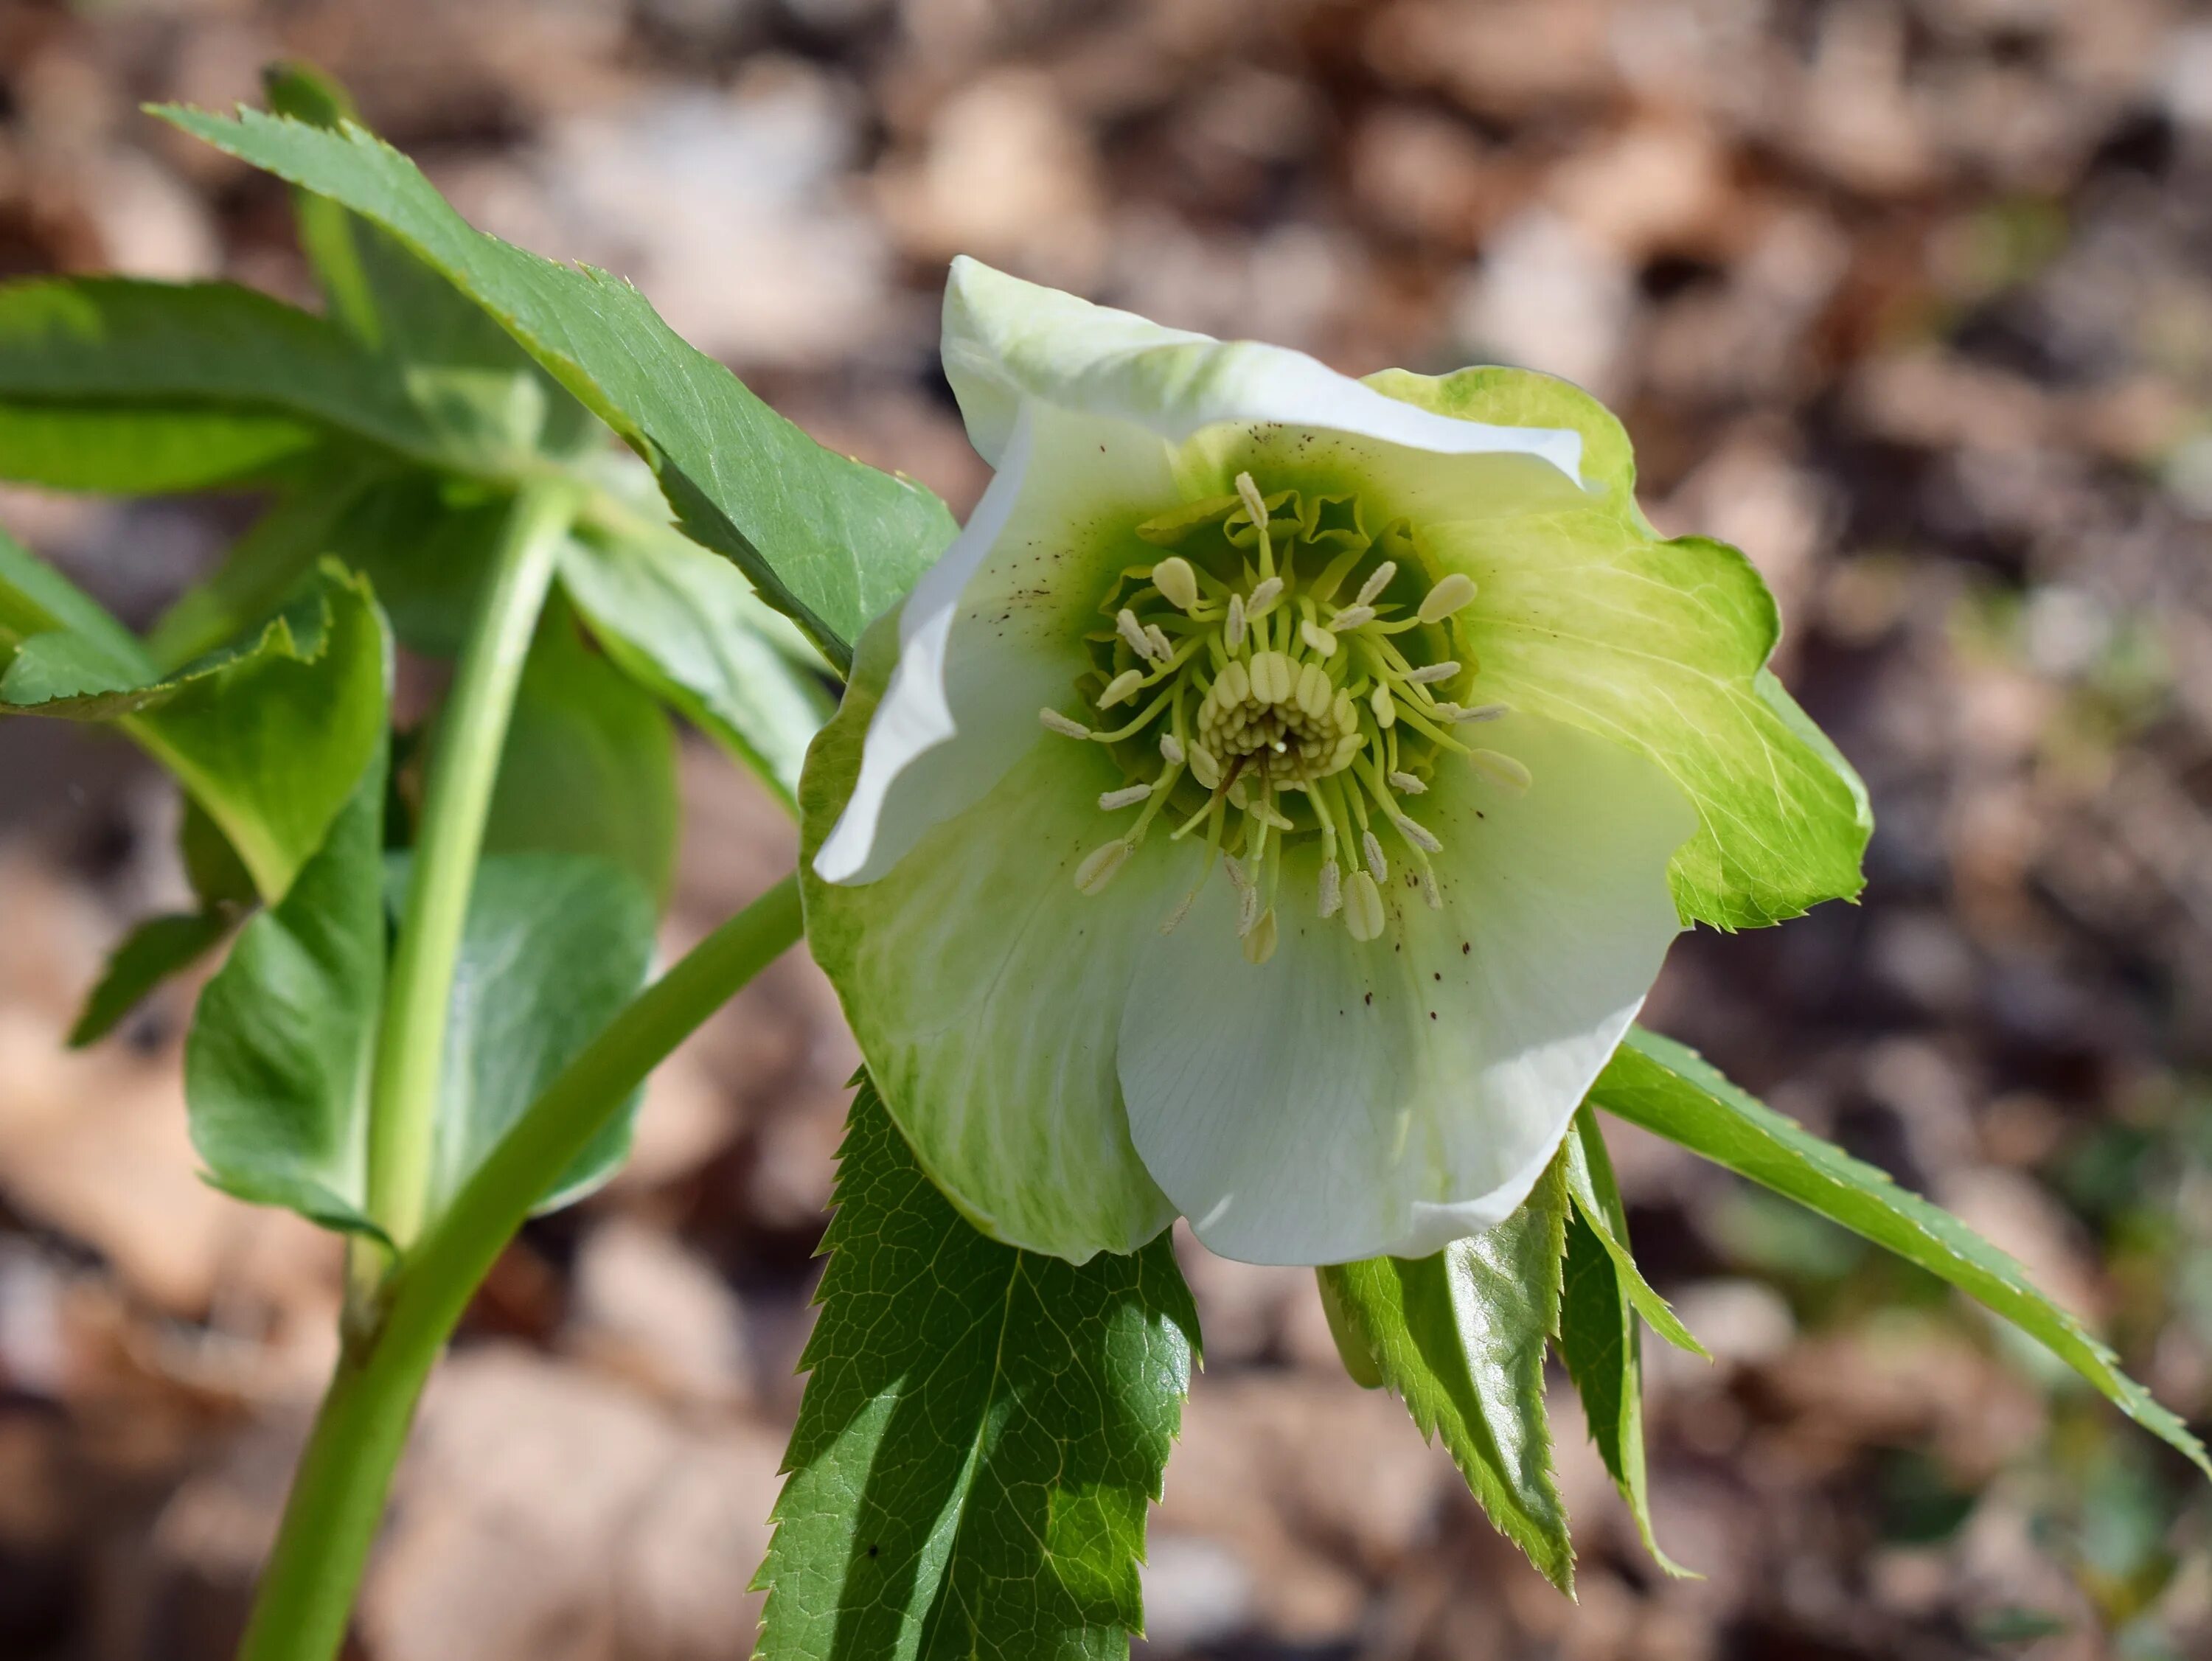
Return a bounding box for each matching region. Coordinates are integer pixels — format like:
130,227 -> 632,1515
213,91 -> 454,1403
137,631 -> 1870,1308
1371,365 -> 1868,929
1364,364 -> 1642,512
1117,713 -> 1692,1266
942,257 -> 1586,486
813,400 -> 1178,883
801,612 -> 1186,1261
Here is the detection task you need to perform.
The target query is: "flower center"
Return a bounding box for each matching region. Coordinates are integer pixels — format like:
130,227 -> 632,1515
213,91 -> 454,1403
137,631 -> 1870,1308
1043,473 -> 1531,963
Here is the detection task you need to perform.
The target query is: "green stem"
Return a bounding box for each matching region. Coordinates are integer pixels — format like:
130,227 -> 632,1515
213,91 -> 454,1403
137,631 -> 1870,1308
236,874 -> 804,1661
365,481 -> 575,1252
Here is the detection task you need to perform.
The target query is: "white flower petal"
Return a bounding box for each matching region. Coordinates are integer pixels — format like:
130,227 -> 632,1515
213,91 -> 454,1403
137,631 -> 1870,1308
943,256 -> 1589,488
1116,712 -> 1694,1266
801,611 -> 1189,1259
814,400 -> 1178,882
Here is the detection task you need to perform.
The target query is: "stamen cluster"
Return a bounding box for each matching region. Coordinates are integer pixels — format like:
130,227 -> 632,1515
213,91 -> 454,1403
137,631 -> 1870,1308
1043,473 -> 1526,961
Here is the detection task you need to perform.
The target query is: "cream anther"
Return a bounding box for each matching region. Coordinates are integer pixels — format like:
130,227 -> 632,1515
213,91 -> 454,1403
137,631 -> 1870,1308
1225,593 -> 1247,650
1075,840 -> 1131,893
1151,556 -> 1199,613
1354,561 -> 1397,607
1235,472 -> 1269,535
1370,684 -> 1395,727
1099,783 -> 1154,811
1040,708 -> 1091,738
1394,814 -> 1443,854
1405,661 -> 1460,685
1345,871 -> 1385,941
1116,607 -> 1155,660
1160,733 -> 1185,765
1469,749 -> 1532,793
1362,829 -> 1388,884
1099,668 -> 1146,707
1417,573 -> 1478,624
1318,859 -> 1342,918
1388,771 -> 1427,794
1330,605 -> 1376,631
1301,621 -> 1338,657
1245,577 -> 1284,617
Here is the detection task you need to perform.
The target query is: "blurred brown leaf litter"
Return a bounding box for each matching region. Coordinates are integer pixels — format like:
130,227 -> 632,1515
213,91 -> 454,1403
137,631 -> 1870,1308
7,0 -> 2212,1655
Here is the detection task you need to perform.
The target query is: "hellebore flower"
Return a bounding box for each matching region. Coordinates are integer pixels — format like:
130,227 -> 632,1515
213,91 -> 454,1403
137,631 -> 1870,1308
800,258 -> 1865,1266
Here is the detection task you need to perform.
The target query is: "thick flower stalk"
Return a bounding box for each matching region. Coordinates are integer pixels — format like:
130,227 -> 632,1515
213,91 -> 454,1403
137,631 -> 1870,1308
800,259 -> 1865,1267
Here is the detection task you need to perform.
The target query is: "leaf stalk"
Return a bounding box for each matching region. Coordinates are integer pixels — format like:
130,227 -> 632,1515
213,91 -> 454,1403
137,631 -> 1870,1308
363,478 -> 575,1255
236,873 -> 803,1661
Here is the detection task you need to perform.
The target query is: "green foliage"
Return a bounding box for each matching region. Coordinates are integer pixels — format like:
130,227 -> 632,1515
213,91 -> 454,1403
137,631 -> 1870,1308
70,798 -> 265,1048
426,852 -> 657,1220
1319,1161 -> 1576,1592
0,276 -> 445,464
262,60 -> 600,462
0,525 -> 156,682
755,1082 -> 1198,1660
3,556 -> 389,905
186,738 -> 389,1238
157,103 -> 957,666
483,599 -> 680,903
1557,1107 -> 1694,1575
1596,1027 -> 2212,1478
69,911 -> 237,1048
0,403 -> 319,493
119,565 -> 392,902
144,453 -> 389,670
560,523 -> 831,807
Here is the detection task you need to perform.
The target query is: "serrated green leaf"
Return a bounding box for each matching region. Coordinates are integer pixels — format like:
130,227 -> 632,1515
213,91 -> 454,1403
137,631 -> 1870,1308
186,737 -> 387,1238
0,525 -> 155,681
181,795 -> 260,913
1557,1107 -> 1694,1576
0,276 -> 448,464
1596,1027 -> 2212,1480
145,451 -> 389,669
3,532 -> 387,904
755,1081 -> 1197,1660
115,565 -> 389,902
71,796 -> 266,1048
156,105 -> 957,666
263,61 -> 601,462
560,523 -> 830,809
0,402 -> 319,492
428,852 -> 657,1219
1318,1160 -> 1575,1592
313,473 -> 509,658
483,597 -> 679,904
1,625 -> 153,704
1561,1109 -> 1705,1360
69,910 -> 238,1048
